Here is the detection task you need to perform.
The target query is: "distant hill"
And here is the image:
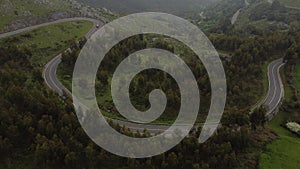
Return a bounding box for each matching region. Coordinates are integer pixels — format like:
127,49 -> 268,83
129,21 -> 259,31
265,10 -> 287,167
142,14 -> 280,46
195,0 -> 300,33
232,0 -> 300,33
76,0 -> 220,14
277,0 -> 300,8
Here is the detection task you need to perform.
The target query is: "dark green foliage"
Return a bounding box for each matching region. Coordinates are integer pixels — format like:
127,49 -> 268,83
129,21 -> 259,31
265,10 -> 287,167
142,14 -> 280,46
197,0 -> 300,34
0,41 -> 253,169
250,107 -> 267,130
210,30 -> 292,109
284,30 -> 300,64
60,35 -> 210,123
2,25 -> 299,169
198,0 -> 245,33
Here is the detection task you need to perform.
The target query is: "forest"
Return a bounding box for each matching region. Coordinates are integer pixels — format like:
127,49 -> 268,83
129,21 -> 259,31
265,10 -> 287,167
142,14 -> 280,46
0,26 -> 298,168
0,0 -> 300,167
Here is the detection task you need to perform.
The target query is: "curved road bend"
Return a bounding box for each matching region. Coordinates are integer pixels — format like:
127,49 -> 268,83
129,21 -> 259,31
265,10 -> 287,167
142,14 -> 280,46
0,17 -> 100,96
0,17 -> 169,134
42,18 -> 101,96
0,18 -> 286,133
261,58 -> 285,118
44,54 -> 174,134
0,17 -> 101,96
44,53 -> 172,133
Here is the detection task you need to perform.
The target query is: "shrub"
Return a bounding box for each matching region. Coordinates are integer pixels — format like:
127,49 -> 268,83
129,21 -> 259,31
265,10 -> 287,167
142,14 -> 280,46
286,122 -> 300,136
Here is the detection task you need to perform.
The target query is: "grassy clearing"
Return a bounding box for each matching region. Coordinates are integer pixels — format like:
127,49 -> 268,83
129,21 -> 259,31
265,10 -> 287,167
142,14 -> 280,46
0,20 -> 93,64
259,111 -> 300,169
259,65 -> 300,169
0,16 -> 14,31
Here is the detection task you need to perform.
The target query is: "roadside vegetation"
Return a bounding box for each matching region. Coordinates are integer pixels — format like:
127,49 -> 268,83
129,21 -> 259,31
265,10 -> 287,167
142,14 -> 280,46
0,20 -> 93,64
0,20 -> 93,169
259,30 -> 300,169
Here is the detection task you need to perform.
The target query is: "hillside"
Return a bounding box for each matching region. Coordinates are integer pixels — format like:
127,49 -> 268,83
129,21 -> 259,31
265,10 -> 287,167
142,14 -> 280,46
76,0 -> 220,14
233,0 -> 300,33
0,0 -> 73,32
195,0 -> 300,33
278,0 -> 300,8
195,0 -> 246,31
0,0 -> 115,33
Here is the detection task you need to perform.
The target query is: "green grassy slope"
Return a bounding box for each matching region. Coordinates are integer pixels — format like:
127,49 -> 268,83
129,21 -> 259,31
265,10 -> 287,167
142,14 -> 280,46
259,112 -> 300,169
0,20 -> 93,64
0,0 -> 74,30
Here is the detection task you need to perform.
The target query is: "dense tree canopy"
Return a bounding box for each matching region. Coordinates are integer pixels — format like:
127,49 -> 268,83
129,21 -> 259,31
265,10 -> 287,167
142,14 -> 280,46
1,24 -> 299,169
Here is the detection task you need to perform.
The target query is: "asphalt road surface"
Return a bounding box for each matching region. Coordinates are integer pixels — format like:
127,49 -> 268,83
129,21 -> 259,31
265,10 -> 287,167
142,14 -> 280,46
261,58 -> 285,117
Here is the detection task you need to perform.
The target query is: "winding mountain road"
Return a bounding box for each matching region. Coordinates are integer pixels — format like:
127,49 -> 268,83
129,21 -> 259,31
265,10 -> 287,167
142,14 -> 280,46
261,58 -> 285,119
38,18 -> 171,134
41,18 -> 101,97
0,17 -> 285,133
44,56 -> 171,133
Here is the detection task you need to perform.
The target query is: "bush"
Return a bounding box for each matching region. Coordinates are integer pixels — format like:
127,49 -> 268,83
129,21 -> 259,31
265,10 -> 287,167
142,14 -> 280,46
286,122 -> 300,136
